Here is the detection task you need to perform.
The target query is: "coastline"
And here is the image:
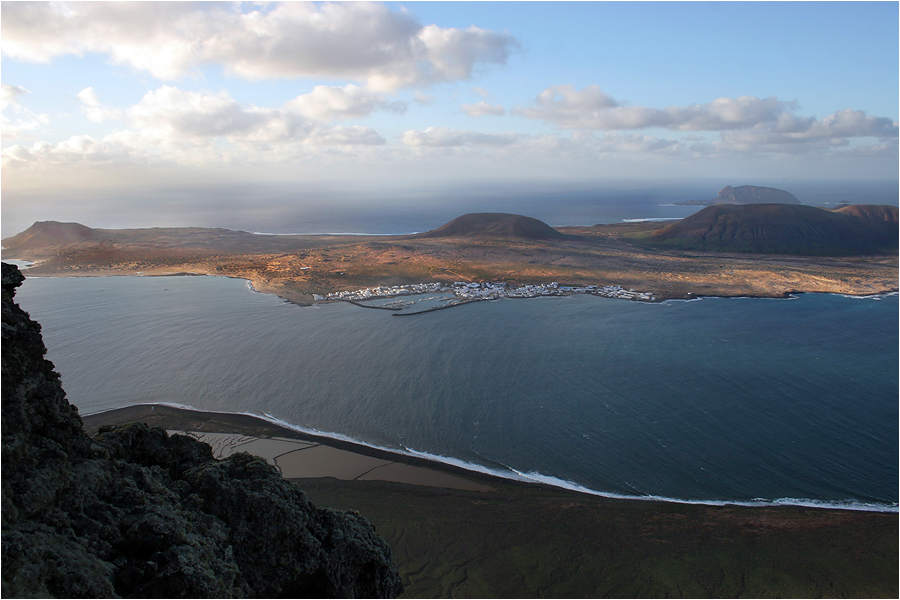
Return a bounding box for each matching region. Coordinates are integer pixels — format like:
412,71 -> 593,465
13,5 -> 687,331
11,265 -> 898,307
82,403 -> 898,513
81,404 -> 899,598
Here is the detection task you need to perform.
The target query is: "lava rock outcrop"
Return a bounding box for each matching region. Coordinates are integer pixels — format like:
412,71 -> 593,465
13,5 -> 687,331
1,262 -> 403,598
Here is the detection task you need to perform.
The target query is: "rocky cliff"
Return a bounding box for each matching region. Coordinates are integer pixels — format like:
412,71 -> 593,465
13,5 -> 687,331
1,263 -> 403,598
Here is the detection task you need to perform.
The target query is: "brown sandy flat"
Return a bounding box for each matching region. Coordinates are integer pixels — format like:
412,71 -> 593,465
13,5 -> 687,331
90,406 -> 493,492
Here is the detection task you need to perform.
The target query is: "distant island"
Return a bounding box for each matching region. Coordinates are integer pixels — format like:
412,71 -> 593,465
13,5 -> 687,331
2,205 -> 897,305
676,184 -> 801,206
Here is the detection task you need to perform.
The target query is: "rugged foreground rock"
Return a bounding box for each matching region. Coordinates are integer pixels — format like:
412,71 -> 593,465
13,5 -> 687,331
1,263 -> 403,598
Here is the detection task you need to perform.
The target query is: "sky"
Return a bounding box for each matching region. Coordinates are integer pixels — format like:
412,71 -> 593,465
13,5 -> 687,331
1,1 -> 898,234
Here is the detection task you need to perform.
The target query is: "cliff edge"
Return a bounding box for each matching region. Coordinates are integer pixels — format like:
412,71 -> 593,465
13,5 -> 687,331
1,263 -> 403,598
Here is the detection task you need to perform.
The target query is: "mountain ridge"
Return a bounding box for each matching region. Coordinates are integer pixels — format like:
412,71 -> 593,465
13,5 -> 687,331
651,203 -> 898,254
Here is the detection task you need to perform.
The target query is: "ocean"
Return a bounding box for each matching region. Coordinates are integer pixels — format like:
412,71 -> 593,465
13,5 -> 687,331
13,274 -> 898,511
4,178 -> 897,238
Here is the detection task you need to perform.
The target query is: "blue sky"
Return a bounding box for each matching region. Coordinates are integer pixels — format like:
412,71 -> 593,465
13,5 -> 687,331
1,1 -> 897,220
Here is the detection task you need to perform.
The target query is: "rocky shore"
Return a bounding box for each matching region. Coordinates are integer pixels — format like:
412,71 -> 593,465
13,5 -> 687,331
1,263 -> 403,598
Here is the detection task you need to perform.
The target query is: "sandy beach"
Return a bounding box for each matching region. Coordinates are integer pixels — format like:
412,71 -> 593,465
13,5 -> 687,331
83,404 -> 899,599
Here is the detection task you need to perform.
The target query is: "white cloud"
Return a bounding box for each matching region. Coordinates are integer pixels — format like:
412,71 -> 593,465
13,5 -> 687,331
1,83 -> 29,110
128,86 -> 275,141
0,2 -> 519,90
1,83 -> 50,140
2,84 -> 392,170
1,135 -> 134,166
1,112 -> 49,140
514,85 -> 900,143
398,128 -> 683,158
304,126 -> 385,146
513,86 -> 790,131
285,84 -> 406,122
512,85 -> 618,125
460,101 -> 505,117
76,87 -> 124,123
401,127 -> 520,147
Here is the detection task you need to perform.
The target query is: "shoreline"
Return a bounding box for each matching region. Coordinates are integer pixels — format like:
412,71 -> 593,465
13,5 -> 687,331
10,265 -> 898,307
82,403 -> 899,513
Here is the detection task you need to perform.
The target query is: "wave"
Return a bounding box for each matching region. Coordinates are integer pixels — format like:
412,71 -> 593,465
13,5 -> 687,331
837,291 -> 899,300
86,403 -> 899,514
622,217 -> 682,222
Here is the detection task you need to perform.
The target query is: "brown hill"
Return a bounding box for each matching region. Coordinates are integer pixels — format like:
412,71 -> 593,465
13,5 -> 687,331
416,213 -> 566,240
677,185 -> 801,206
2,221 -> 101,251
832,204 -> 899,222
651,204 -> 898,255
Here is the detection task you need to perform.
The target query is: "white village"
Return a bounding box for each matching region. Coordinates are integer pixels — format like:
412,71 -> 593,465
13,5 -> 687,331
315,281 -> 656,311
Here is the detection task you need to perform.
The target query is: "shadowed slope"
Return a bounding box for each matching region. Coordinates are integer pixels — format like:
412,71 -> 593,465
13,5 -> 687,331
833,204 -> 899,222
651,204 -> 898,254
415,213 -> 567,240
2,221 -> 101,250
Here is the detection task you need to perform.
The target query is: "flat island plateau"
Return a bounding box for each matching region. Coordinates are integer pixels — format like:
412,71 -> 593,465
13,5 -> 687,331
2,200 -> 898,305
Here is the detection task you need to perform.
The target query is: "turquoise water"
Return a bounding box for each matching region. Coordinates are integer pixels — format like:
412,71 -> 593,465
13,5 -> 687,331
14,275 -> 899,510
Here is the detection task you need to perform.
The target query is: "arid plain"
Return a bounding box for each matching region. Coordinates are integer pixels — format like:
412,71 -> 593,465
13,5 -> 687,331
4,219 -> 897,305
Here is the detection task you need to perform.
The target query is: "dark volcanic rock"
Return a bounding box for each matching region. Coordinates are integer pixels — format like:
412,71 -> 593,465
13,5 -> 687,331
651,204 -> 899,255
1,263 -> 402,598
678,185 -> 801,206
416,213 -> 566,240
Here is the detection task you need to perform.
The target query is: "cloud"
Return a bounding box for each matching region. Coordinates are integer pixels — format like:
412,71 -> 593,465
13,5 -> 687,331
398,128 -> 683,158
0,2 -> 519,90
1,112 -> 50,140
413,91 -> 436,106
1,83 -> 50,140
514,85 -> 900,142
2,84 -> 392,169
285,84 -> 406,122
460,101 -> 505,117
1,135 -> 134,166
76,87 -> 124,123
128,86 -> 280,141
512,85 -> 618,125
304,126 -> 385,146
401,127 -> 519,147
513,86 -> 790,131
1,83 -> 29,110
